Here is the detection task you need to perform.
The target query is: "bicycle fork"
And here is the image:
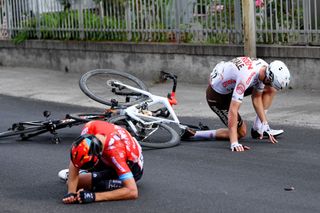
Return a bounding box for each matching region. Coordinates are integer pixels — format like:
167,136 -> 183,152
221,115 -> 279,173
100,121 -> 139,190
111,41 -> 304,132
47,122 -> 60,144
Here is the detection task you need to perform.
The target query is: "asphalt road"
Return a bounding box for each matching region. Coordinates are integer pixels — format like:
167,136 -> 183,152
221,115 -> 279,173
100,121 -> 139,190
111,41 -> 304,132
0,95 -> 319,213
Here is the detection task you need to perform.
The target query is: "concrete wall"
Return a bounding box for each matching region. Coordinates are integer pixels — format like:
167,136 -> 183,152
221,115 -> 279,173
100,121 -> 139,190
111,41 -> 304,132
0,40 -> 319,89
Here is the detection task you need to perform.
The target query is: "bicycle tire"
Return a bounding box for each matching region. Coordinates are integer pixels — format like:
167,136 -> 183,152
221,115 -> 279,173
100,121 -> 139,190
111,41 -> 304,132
67,112 -> 112,122
79,69 -> 149,107
0,122 -> 47,140
107,115 -> 180,149
0,118 -> 82,141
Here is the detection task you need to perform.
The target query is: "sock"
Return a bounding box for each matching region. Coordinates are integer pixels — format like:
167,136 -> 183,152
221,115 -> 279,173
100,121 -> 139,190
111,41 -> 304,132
193,130 -> 216,140
253,110 -> 268,130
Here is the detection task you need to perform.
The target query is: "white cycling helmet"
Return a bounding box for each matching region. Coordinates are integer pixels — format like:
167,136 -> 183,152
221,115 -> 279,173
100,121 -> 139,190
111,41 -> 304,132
266,60 -> 290,90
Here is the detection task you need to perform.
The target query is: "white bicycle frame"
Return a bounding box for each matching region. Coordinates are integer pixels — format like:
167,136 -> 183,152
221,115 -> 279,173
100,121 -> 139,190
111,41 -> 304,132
112,80 -> 187,130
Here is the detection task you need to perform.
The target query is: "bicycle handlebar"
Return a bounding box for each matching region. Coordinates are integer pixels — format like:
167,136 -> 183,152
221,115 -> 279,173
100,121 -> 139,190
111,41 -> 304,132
160,71 -> 177,93
159,71 -> 178,106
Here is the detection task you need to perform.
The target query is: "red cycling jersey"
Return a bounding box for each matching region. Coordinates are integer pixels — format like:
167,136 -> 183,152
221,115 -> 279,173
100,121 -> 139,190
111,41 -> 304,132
81,120 -> 143,181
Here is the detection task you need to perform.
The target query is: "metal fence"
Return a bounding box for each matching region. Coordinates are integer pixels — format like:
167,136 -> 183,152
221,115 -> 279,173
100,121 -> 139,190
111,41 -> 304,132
0,0 -> 319,45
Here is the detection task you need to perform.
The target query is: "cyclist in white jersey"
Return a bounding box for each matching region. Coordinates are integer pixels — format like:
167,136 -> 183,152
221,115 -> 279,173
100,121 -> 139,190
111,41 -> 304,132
182,57 -> 291,152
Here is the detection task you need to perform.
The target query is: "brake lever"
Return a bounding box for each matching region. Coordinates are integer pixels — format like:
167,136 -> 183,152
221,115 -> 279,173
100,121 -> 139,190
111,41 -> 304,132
161,71 -> 177,80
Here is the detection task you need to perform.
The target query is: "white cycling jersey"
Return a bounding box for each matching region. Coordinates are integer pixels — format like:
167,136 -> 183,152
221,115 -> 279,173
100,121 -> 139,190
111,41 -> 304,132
209,57 -> 268,103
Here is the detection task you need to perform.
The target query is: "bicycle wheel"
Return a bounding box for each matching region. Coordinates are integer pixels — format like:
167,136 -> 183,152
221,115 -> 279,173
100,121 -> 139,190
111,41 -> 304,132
0,122 -> 47,140
0,116 -> 84,142
108,115 -> 180,149
79,69 -> 149,107
67,112 -> 113,122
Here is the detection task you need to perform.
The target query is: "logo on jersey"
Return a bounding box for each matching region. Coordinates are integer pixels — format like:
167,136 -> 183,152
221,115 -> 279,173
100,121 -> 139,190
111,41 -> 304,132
236,83 -> 245,95
241,57 -> 253,70
231,58 -> 244,70
246,72 -> 256,85
231,57 -> 253,70
81,127 -> 89,135
222,79 -> 236,88
210,69 -> 218,79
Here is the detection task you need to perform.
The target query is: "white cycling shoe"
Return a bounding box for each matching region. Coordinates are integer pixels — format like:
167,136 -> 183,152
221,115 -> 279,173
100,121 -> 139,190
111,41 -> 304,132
58,169 -> 88,182
251,128 -> 284,139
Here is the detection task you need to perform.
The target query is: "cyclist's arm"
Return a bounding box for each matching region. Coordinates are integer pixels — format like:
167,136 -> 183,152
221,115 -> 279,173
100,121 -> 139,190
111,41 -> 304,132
251,89 -> 267,124
94,177 -> 138,201
62,161 -> 80,204
228,100 -> 241,145
229,79 -> 250,151
251,89 -> 277,143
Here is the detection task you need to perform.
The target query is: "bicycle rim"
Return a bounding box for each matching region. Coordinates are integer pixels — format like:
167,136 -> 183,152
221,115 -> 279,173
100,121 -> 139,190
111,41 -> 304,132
0,122 -> 45,140
108,115 -> 180,149
79,69 -> 149,107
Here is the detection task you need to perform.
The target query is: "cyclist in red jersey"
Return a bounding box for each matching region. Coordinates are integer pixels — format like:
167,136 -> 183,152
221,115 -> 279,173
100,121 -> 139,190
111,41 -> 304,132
182,57 -> 291,152
59,120 -> 143,204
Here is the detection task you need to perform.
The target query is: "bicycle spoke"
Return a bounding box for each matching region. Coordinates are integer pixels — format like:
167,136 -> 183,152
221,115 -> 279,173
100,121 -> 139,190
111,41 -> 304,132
79,69 -> 149,107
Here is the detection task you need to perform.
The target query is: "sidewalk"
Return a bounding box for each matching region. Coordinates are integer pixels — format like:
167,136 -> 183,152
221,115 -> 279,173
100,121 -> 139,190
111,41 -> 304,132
1,66 -> 319,129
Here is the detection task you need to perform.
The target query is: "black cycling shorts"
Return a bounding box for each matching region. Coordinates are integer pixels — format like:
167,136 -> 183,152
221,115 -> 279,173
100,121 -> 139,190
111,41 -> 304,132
91,160 -> 143,181
90,160 -> 143,191
206,85 -> 252,128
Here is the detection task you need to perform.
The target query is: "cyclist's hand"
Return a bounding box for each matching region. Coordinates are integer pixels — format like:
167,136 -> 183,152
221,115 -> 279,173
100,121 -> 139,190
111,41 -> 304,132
258,123 -> 278,144
77,189 -> 96,204
267,132 -> 278,144
62,192 -> 78,204
230,142 -> 250,152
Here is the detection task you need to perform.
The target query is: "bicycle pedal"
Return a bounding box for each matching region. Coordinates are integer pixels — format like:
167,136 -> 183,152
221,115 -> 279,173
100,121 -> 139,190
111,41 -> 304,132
52,137 -> 61,144
43,110 -> 51,118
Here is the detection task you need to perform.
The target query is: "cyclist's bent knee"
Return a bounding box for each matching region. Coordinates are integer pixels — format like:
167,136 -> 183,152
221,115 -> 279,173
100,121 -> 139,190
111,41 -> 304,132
237,122 -> 247,139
